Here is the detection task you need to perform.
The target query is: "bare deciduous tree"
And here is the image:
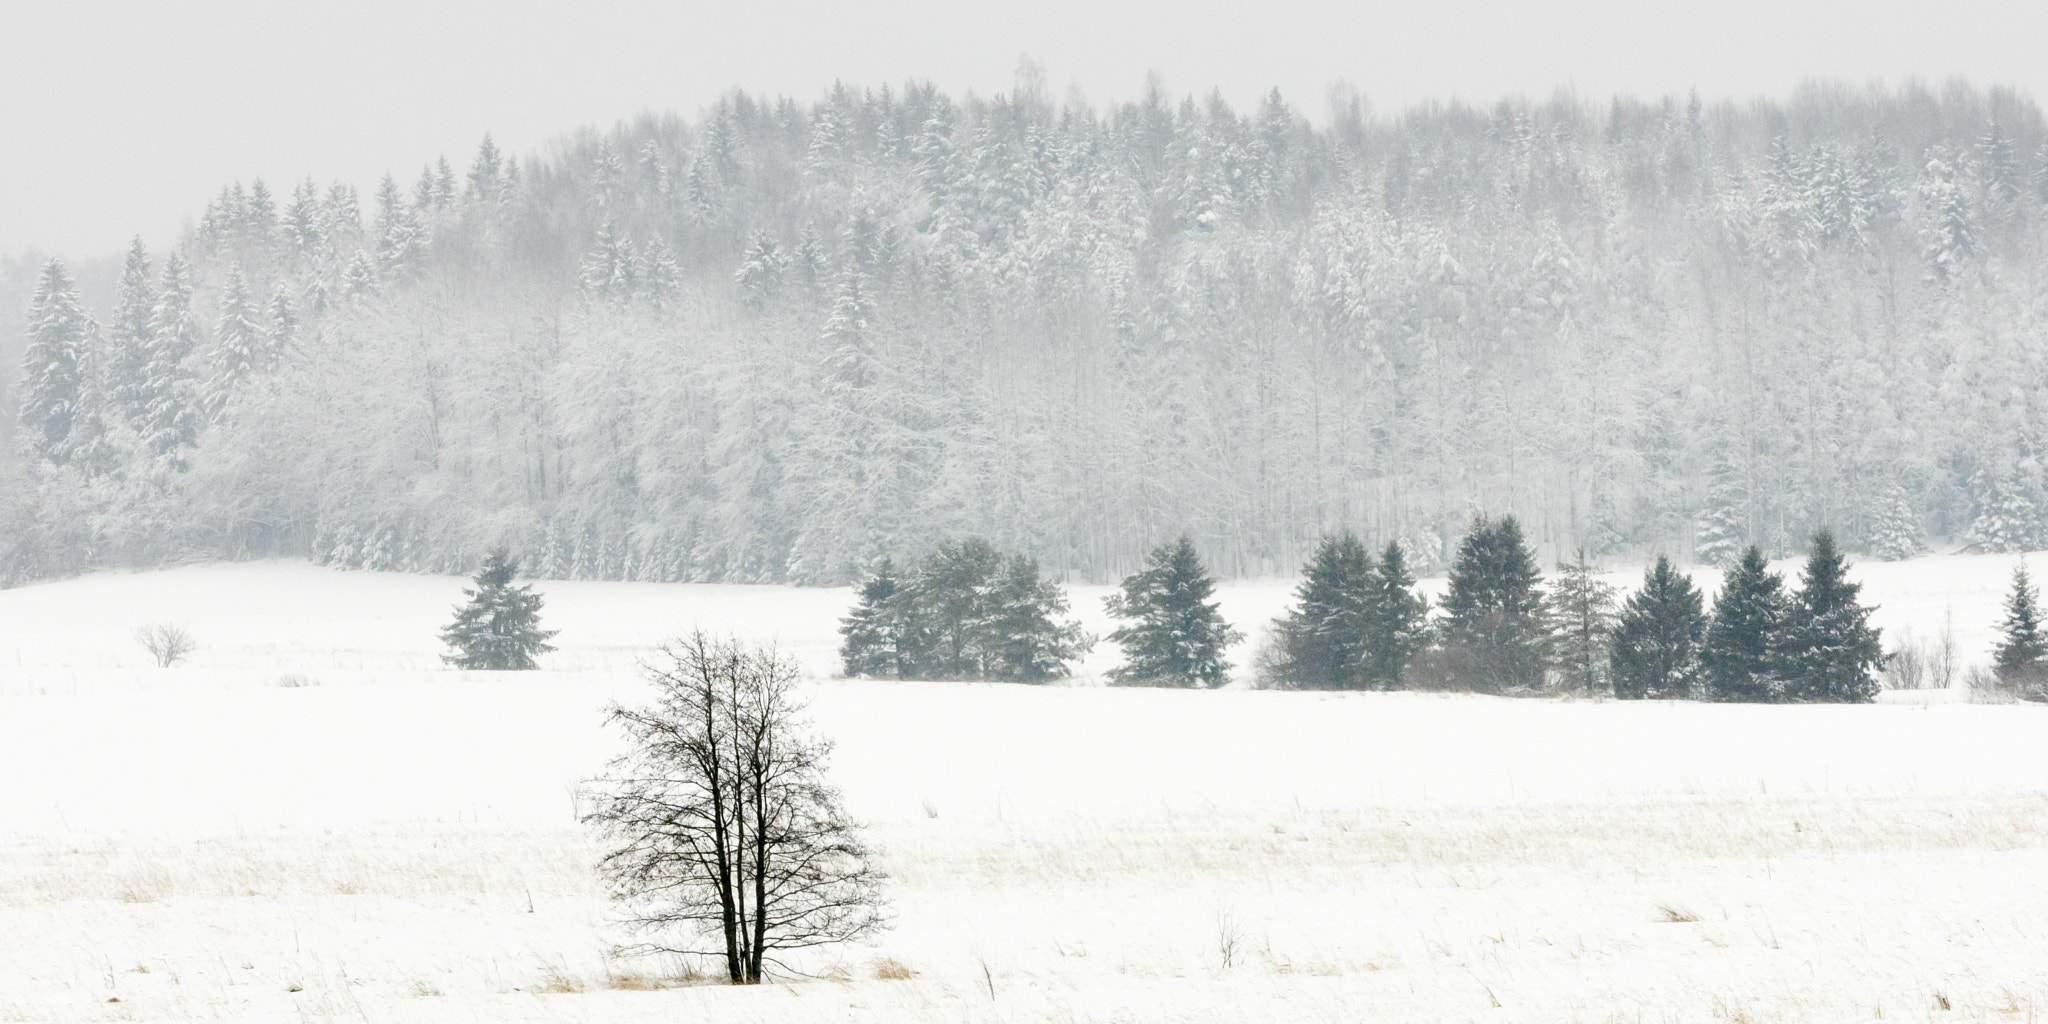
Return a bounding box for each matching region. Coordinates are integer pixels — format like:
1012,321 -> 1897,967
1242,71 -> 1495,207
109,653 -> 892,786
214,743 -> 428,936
584,632 -> 886,984
135,622 -> 196,667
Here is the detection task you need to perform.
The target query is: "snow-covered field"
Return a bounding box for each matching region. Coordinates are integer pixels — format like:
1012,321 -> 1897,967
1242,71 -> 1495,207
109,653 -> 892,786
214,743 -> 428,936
2,554 -> 2046,1022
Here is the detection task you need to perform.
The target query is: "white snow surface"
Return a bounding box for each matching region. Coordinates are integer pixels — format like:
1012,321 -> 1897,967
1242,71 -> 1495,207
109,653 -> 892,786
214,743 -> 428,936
1,554 -> 2045,1022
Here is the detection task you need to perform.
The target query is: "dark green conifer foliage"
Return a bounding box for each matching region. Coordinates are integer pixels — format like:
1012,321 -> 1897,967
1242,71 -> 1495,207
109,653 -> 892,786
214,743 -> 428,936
1361,541 -> 1429,690
1268,532 -> 1375,689
1104,536 -> 1244,688
988,553 -> 1092,682
1609,555 -> 1707,699
1439,515 -> 1548,691
440,548 -> 559,670
1702,545 -> 1786,702
1777,529 -> 1883,703
1547,548 -> 1619,694
838,557 -> 905,678
1992,562 -> 2048,686
835,538 -> 1091,682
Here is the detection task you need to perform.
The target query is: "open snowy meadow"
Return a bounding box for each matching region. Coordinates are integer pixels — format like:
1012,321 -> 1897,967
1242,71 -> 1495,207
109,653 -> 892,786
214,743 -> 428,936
2,552 -> 2046,1022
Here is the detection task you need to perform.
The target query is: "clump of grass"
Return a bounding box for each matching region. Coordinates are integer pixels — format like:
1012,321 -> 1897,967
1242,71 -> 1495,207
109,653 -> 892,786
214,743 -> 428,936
1655,903 -> 1701,923
872,957 -> 916,980
273,673 -> 319,688
531,961 -> 584,993
406,979 -> 442,997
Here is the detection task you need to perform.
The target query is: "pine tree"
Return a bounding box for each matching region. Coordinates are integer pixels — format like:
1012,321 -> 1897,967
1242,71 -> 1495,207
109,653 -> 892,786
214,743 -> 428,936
107,238 -> 156,429
1104,536 -> 1244,688
1967,467 -> 2035,553
265,290 -> 297,368
988,553 -> 1092,682
1547,548 -> 1619,694
140,253 -> 200,463
1266,531 -> 1375,689
20,259 -> 89,465
1361,541 -> 1429,690
1694,459 -> 1748,567
1867,483 -> 1923,561
440,548 -> 559,670
1991,562 -> 2048,687
206,265 -> 262,420
1440,514 -> 1549,692
839,557 -> 907,678
1609,555 -> 1707,699
374,173 -> 423,275
1777,528 -> 1884,702
1702,546 -> 1786,702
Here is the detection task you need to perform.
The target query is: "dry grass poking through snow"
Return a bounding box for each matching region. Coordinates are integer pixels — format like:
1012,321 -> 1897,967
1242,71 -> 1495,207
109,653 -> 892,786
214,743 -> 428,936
0,792 -> 2045,1021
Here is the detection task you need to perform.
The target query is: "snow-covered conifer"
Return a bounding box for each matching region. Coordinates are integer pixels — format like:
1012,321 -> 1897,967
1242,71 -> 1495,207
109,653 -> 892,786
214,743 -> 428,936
1104,536 -> 1243,688
1609,555 -> 1706,700
1777,529 -> 1883,703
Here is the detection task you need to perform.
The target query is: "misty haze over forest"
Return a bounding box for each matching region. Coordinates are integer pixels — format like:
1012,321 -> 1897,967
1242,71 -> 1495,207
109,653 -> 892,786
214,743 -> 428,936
7,77 -> 2048,587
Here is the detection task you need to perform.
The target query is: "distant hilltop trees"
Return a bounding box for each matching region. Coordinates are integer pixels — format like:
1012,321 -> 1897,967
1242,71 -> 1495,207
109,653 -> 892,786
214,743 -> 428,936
10,80 -> 2048,586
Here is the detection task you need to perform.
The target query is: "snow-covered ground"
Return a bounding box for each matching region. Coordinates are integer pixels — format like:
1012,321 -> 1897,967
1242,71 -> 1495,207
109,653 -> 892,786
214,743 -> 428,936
1,555 -> 2045,1022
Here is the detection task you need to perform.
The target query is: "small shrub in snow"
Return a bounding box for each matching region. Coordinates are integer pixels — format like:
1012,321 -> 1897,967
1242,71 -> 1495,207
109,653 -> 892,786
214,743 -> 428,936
135,622 -> 196,667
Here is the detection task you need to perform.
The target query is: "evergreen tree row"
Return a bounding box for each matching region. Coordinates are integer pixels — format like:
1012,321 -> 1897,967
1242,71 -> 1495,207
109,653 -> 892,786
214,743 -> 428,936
1260,516 -> 1885,702
837,538 -> 1091,682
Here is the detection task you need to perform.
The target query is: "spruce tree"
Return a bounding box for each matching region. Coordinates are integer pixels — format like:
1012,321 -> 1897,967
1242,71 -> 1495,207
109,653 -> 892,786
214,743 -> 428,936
1547,548 -> 1619,694
20,259 -> 88,465
141,254 -> 200,464
107,238 -> 156,429
1440,515 -> 1548,692
1777,528 -> 1884,702
206,265 -> 262,421
1267,532 -> 1375,689
1104,536 -> 1244,688
839,557 -> 907,678
1992,562 -> 2048,687
1361,541 -> 1428,690
1867,484 -> 1923,562
440,548 -> 559,670
1609,555 -> 1707,700
988,553 -> 1092,682
1702,545 -> 1786,702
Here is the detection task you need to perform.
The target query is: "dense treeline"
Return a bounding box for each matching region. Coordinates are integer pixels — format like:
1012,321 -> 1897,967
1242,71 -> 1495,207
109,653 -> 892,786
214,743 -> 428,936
10,78 -> 2048,586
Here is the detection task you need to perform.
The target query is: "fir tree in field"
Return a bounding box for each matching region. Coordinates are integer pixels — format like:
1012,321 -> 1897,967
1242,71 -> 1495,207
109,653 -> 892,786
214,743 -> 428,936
1547,548 -> 1619,694
1991,562 -> 2048,688
989,553 -> 1093,682
1609,555 -> 1707,700
205,265 -> 262,421
839,557 -> 907,678
1266,532 -> 1375,689
1104,536 -> 1244,688
440,548 -> 559,670
21,259 -> 90,466
1777,529 -> 1884,702
1702,546 -> 1786,702
860,537 -> 1093,683
1440,515 -> 1549,692
1361,541 -> 1428,690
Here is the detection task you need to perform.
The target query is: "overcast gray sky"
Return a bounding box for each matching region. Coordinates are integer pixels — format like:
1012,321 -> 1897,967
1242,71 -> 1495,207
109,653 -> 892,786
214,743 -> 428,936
5,0 -> 2045,258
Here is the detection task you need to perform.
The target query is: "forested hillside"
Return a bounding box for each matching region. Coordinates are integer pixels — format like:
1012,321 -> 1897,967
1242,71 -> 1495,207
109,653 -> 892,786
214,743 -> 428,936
8,78 -> 2048,586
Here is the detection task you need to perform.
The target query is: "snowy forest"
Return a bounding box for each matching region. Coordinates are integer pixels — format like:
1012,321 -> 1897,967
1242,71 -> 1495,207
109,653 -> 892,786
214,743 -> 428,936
8,76 -> 2048,587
